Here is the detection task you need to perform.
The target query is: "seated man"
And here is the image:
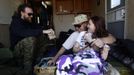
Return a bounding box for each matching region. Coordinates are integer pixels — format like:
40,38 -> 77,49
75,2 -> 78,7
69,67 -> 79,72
9,4 -> 55,75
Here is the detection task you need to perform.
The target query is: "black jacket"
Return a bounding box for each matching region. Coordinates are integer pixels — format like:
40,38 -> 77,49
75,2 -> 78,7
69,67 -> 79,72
10,15 -> 42,50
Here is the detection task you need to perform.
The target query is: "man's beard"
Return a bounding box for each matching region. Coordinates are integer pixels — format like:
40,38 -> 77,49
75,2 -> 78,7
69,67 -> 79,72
24,17 -> 32,23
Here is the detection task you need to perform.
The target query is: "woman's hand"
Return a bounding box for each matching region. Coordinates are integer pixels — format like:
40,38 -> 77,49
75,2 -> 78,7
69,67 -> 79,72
101,44 -> 110,60
84,33 -> 93,43
91,38 -> 104,48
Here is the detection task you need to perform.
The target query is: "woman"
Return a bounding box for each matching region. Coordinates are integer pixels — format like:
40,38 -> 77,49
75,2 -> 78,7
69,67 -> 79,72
74,16 -> 120,75
87,16 -> 116,60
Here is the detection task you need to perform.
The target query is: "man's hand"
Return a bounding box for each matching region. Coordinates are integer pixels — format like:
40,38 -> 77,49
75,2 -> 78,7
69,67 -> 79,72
43,29 -> 54,34
43,29 -> 56,40
47,59 -> 55,66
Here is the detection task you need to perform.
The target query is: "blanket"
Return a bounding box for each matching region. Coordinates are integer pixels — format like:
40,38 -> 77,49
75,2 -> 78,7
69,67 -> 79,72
56,49 -> 104,75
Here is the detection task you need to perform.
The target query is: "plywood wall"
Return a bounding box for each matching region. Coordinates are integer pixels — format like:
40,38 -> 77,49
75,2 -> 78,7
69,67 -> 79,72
0,0 -> 23,47
126,0 -> 134,40
53,0 -> 105,37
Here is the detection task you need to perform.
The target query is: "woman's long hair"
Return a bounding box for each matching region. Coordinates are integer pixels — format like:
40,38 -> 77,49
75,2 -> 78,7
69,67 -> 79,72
91,16 -> 109,38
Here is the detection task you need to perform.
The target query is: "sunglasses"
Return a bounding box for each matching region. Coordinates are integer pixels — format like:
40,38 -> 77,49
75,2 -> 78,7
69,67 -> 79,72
74,25 -> 81,28
27,13 -> 33,16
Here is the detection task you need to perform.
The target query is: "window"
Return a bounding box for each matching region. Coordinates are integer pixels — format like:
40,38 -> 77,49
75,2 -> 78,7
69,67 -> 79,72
111,0 -> 121,8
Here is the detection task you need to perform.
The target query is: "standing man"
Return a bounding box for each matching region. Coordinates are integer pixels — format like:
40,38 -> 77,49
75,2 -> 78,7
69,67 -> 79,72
9,4 -> 50,75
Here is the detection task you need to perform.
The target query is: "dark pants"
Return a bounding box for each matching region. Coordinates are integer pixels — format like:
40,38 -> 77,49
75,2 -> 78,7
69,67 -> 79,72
13,35 -> 55,75
13,37 -> 35,74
